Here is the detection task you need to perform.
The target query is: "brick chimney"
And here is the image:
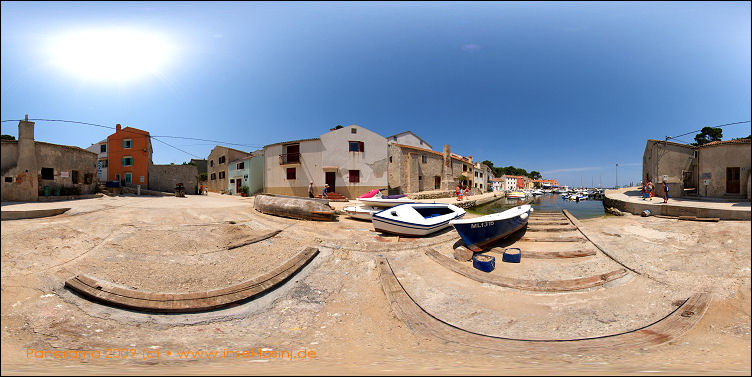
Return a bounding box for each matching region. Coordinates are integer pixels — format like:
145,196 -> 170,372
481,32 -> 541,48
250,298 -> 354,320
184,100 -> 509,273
116,124 -> 122,132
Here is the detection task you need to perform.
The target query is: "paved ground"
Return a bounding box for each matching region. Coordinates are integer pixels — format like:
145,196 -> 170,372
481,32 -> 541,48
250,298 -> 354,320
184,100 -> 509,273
604,187 -> 750,219
1,193 -> 749,375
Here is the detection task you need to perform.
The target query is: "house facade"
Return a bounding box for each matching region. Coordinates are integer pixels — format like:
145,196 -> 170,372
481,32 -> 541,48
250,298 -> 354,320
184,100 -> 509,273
227,151 -> 264,195
491,177 -> 504,192
1,118 -> 97,201
107,124 -> 152,186
386,131 -> 433,151
86,139 -> 108,182
263,124 -> 388,198
207,146 -> 249,193
642,138 -> 751,199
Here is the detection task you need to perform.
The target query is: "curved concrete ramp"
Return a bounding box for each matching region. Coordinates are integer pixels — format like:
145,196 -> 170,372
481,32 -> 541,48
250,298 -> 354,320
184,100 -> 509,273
65,247 -> 318,313
425,248 -> 627,292
378,257 -> 710,352
1,207 -> 70,220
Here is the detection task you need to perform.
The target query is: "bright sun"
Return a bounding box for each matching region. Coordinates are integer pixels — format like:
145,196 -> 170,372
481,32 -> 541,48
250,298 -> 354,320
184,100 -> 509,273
49,27 -> 174,83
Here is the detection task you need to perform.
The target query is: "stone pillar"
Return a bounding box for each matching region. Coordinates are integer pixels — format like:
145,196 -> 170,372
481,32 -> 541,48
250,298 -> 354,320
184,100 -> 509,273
14,116 -> 38,201
442,144 -> 453,190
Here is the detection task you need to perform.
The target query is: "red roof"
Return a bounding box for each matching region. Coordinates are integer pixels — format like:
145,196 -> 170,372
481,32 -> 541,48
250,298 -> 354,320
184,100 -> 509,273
696,139 -> 751,148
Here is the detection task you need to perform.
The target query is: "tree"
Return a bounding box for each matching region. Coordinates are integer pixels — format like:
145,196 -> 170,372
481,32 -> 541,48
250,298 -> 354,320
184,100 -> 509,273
692,127 -> 723,146
457,175 -> 468,188
528,171 -> 542,180
1,134 -> 15,140
733,134 -> 751,140
481,160 -> 494,170
182,161 -> 196,166
334,125 -> 344,129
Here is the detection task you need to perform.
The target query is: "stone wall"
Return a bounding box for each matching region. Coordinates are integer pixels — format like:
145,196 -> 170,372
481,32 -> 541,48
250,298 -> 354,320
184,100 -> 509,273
148,163 -> 199,194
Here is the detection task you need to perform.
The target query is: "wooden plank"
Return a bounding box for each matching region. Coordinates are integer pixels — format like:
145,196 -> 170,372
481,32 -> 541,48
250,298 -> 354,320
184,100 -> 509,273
64,247 -> 319,313
226,230 -> 282,250
487,246 -> 596,259
525,226 -> 578,232
425,248 -> 626,292
378,255 -> 710,352
519,236 -> 583,242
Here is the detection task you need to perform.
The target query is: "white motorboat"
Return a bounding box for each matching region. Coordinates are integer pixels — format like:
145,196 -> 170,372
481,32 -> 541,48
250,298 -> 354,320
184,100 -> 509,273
372,203 -> 466,236
358,196 -> 414,207
531,189 -> 544,196
506,191 -> 526,199
343,205 -> 380,221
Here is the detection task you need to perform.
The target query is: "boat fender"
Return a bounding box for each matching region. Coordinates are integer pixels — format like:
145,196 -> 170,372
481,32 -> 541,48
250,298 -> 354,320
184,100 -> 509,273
520,212 -> 528,221
472,254 -> 495,272
502,248 -> 521,263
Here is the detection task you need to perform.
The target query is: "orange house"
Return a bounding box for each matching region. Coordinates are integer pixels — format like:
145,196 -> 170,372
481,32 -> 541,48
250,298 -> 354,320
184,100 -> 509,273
107,124 -> 152,186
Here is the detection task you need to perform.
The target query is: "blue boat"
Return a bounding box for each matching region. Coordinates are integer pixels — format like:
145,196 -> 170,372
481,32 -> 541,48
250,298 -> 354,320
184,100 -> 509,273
449,205 -> 533,252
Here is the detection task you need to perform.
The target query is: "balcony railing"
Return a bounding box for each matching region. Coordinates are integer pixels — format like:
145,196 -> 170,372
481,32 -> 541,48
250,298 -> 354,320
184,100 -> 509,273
279,153 -> 301,164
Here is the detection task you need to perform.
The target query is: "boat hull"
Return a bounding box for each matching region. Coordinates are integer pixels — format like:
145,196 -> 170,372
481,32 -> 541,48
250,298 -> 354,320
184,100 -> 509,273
372,215 -> 464,236
254,194 -> 336,221
358,197 -> 415,207
343,206 -> 379,221
371,203 -> 465,236
451,207 -> 531,251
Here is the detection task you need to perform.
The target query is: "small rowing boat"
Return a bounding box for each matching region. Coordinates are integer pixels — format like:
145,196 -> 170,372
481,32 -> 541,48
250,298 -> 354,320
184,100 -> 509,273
450,204 -> 532,251
372,203 -> 466,236
343,205 -> 380,221
254,194 -> 336,221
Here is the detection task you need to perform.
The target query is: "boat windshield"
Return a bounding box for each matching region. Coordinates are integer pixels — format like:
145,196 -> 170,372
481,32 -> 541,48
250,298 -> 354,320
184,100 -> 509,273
414,206 -> 455,219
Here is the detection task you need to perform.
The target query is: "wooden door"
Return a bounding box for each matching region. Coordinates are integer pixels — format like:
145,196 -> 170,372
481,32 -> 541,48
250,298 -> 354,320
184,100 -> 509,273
236,178 -> 241,194
325,172 -> 336,193
726,167 -> 740,193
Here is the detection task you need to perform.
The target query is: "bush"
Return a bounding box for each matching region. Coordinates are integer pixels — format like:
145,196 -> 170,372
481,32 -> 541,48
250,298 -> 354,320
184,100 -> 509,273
239,185 -> 250,195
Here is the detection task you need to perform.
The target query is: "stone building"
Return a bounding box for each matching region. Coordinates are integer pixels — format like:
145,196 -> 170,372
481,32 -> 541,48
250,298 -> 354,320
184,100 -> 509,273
147,163 -> 199,194
206,146 -> 250,193
642,138 -> 751,199
1,117 -> 97,201
385,131 -> 433,150
387,142 -> 479,194
263,124 -> 387,199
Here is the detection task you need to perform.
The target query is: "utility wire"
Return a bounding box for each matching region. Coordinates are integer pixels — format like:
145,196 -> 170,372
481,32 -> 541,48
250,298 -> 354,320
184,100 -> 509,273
1,118 -> 264,153
665,120 -> 750,141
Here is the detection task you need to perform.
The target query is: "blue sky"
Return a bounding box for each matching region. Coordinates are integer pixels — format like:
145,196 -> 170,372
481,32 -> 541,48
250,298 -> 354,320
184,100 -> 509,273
2,1 -> 750,187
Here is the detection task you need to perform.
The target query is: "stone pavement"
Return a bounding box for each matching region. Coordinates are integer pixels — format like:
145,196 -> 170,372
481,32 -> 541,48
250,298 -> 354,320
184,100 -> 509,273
604,187 -> 750,220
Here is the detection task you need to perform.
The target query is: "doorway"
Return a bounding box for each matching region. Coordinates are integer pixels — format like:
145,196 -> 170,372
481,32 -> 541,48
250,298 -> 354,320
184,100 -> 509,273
235,178 -> 241,194
726,167 -> 740,194
325,172 -> 336,193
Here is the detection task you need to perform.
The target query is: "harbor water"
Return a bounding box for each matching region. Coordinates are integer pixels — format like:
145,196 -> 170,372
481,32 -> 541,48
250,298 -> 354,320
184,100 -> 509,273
471,193 -> 605,219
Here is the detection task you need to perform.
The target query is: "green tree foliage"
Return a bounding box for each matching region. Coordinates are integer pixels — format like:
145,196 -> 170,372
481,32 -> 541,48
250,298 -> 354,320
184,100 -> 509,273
692,127 -> 723,146
334,125 -> 344,129
182,161 -> 196,166
733,134 -> 751,140
1,134 -> 15,140
483,161 -> 541,180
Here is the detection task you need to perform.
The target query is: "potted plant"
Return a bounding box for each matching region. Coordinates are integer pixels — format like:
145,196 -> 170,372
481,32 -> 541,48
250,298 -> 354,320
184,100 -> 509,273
239,185 -> 250,197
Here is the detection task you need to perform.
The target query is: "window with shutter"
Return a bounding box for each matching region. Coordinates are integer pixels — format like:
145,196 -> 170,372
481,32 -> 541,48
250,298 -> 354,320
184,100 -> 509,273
286,168 -> 296,180
349,170 -> 360,183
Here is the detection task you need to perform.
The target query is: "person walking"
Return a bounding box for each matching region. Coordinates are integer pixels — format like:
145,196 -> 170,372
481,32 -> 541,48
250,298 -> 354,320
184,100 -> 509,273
647,181 -> 654,201
308,181 -> 315,198
322,184 -> 329,199
456,185 -> 462,201
662,181 -> 669,203
641,181 -> 648,200
465,186 -> 470,200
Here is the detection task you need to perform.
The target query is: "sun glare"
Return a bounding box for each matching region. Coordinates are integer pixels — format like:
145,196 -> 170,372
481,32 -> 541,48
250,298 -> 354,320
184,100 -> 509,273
48,27 -> 174,83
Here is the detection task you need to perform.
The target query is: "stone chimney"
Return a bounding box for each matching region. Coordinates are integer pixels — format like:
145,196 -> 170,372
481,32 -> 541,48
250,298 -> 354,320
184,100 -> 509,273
442,144 -> 453,190
13,116 -> 38,201
116,124 -> 122,132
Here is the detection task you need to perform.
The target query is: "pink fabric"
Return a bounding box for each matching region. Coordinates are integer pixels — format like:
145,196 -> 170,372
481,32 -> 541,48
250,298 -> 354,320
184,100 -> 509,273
358,189 -> 380,199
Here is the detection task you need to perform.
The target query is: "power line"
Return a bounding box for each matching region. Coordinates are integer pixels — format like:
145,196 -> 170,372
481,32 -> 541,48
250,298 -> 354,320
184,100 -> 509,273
666,120 -> 750,141
1,118 -> 264,153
